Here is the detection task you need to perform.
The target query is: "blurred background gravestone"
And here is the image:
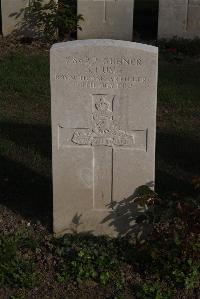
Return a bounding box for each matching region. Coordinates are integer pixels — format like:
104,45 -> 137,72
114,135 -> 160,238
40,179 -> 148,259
77,0 -> 134,41
1,0 -> 57,38
158,0 -> 200,39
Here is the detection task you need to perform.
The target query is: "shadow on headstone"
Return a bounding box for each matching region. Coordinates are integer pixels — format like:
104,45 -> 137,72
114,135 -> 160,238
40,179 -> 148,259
69,213 -> 94,235
9,7 -> 43,40
101,181 -> 154,238
101,131 -> 200,237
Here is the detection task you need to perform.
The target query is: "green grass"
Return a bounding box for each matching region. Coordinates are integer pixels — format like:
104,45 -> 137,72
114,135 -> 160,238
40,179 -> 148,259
159,59 -> 200,105
0,233 -> 37,288
156,56 -> 200,196
0,51 -> 52,226
0,52 -> 50,124
0,50 -> 199,225
157,57 -> 200,143
0,46 -> 199,299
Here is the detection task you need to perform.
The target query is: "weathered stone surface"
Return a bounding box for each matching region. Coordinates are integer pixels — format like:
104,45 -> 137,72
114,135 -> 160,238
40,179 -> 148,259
51,40 -> 158,237
77,0 -> 134,41
1,0 -> 57,37
158,0 -> 200,39
1,0 -> 26,36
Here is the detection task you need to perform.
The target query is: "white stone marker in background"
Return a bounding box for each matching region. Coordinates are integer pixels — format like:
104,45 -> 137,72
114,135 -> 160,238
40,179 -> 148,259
51,40 -> 158,236
158,0 -> 200,39
78,0 -> 134,41
1,0 -> 56,37
1,0 -> 26,36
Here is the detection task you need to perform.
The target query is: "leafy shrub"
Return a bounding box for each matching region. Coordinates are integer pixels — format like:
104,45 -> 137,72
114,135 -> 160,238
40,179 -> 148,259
55,235 -> 123,295
102,185 -> 200,297
158,38 -> 200,57
9,295 -> 25,299
0,185 -> 199,298
136,281 -> 172,299
25,0 -> 83,41
0,233 -> 37,288
131,186 -> 200,294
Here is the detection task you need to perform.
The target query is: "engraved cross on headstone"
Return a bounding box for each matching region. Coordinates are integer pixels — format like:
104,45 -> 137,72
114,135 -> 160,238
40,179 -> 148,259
59,94 -> 147,210
185,0 -> 200,31
94,0 -> 118,22
174,0 -> 200,31
173,0 -> 189,31
186,0 -> 191,31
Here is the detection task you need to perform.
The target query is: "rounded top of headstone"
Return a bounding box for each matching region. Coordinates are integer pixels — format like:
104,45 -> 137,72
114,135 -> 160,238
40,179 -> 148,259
51,39 -> 158,54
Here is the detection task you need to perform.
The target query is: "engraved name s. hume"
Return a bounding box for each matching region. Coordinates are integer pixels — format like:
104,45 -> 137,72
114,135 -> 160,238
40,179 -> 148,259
51,40 -> 158,237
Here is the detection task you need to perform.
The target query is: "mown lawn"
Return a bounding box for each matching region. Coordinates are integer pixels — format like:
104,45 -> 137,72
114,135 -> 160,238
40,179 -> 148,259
0,51 -> 52,227
0,47 -> 199,299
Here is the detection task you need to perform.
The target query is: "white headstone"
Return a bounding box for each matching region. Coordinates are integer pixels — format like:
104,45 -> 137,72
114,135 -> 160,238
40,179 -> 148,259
77,0 -> 134,41
158,0 -> 200,39
1,0 -> 57,37
51,40 -> 158,237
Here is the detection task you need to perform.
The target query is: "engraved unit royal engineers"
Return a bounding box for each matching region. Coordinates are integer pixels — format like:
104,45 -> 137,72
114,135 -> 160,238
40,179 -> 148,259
51,40 -> 158,236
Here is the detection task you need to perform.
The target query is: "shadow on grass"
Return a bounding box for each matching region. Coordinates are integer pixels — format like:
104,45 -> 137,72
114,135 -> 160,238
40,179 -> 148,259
0,122 -> 51,159
0,122 -> 52,229
0,154 -> 52,229
156,131 -> 200,196
0,122 -> 199,235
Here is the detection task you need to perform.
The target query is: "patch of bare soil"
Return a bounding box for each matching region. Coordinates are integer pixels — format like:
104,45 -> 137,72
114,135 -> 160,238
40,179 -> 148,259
0,35 -> 51,56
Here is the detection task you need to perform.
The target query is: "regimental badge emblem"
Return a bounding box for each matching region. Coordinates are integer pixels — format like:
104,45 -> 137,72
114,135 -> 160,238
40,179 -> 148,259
72,95 -> 135,147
